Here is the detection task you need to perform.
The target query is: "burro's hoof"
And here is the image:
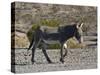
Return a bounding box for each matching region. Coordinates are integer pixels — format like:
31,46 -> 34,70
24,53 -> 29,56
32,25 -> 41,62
32,61 -> 34,64
60,58 -> 64,63
48,61 -> 53,64
31,59 -> 36,64
31,61 -> 36,64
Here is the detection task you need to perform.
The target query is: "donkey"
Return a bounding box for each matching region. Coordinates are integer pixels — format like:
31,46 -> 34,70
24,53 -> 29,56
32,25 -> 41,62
28,22 -> 84,63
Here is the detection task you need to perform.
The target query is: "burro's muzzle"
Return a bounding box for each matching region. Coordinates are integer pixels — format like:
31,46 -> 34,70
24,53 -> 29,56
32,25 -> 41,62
79,37 -> 83,44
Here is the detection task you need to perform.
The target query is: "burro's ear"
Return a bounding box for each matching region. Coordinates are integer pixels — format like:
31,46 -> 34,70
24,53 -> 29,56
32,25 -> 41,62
76,22 -> 84,28
80,22 -> 84,28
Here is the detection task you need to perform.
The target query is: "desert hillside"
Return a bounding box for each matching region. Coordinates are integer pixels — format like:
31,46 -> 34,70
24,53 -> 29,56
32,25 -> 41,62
11,2 -> 97,48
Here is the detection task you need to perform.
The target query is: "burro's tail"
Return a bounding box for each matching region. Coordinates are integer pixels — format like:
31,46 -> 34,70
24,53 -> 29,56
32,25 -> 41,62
28,26 -> 42,50
28,34 -> 34,51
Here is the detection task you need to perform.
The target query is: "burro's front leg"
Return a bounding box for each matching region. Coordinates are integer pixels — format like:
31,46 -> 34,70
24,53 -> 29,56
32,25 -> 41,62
60,42 -> 68,63
63,43 -> 68,58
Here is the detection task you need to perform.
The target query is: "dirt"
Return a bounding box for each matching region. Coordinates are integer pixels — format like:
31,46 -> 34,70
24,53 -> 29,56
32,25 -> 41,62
12,47 -> 97,73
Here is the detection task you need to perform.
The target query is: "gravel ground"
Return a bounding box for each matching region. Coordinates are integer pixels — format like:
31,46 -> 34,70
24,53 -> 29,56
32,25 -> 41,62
11,48 -> 97,73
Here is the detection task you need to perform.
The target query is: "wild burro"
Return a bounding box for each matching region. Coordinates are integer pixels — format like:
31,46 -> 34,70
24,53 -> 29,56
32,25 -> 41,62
28,22 -> 84,64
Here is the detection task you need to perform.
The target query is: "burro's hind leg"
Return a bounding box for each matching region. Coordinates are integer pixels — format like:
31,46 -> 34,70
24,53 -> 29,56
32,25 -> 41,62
31,40 -> 40,64
41,42 -> 52,63
60,43 -> 64,63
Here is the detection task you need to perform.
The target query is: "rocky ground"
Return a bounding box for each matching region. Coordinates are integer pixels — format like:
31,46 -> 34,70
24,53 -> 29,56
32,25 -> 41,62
11,34 -> 97,73
12,46 -> 97,73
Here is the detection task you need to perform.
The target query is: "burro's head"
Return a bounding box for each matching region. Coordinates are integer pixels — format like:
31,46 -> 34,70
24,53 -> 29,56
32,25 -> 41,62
74,22 -> 84,44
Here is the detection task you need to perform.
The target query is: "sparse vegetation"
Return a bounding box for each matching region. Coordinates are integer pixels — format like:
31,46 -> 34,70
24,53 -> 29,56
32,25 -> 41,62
41,19 -> 60,27
47,44 -> 60,49
67,38 -> 85,48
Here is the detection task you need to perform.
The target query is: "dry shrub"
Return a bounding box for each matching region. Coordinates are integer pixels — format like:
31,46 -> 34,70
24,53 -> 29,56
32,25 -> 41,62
67,38 -> 85,49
